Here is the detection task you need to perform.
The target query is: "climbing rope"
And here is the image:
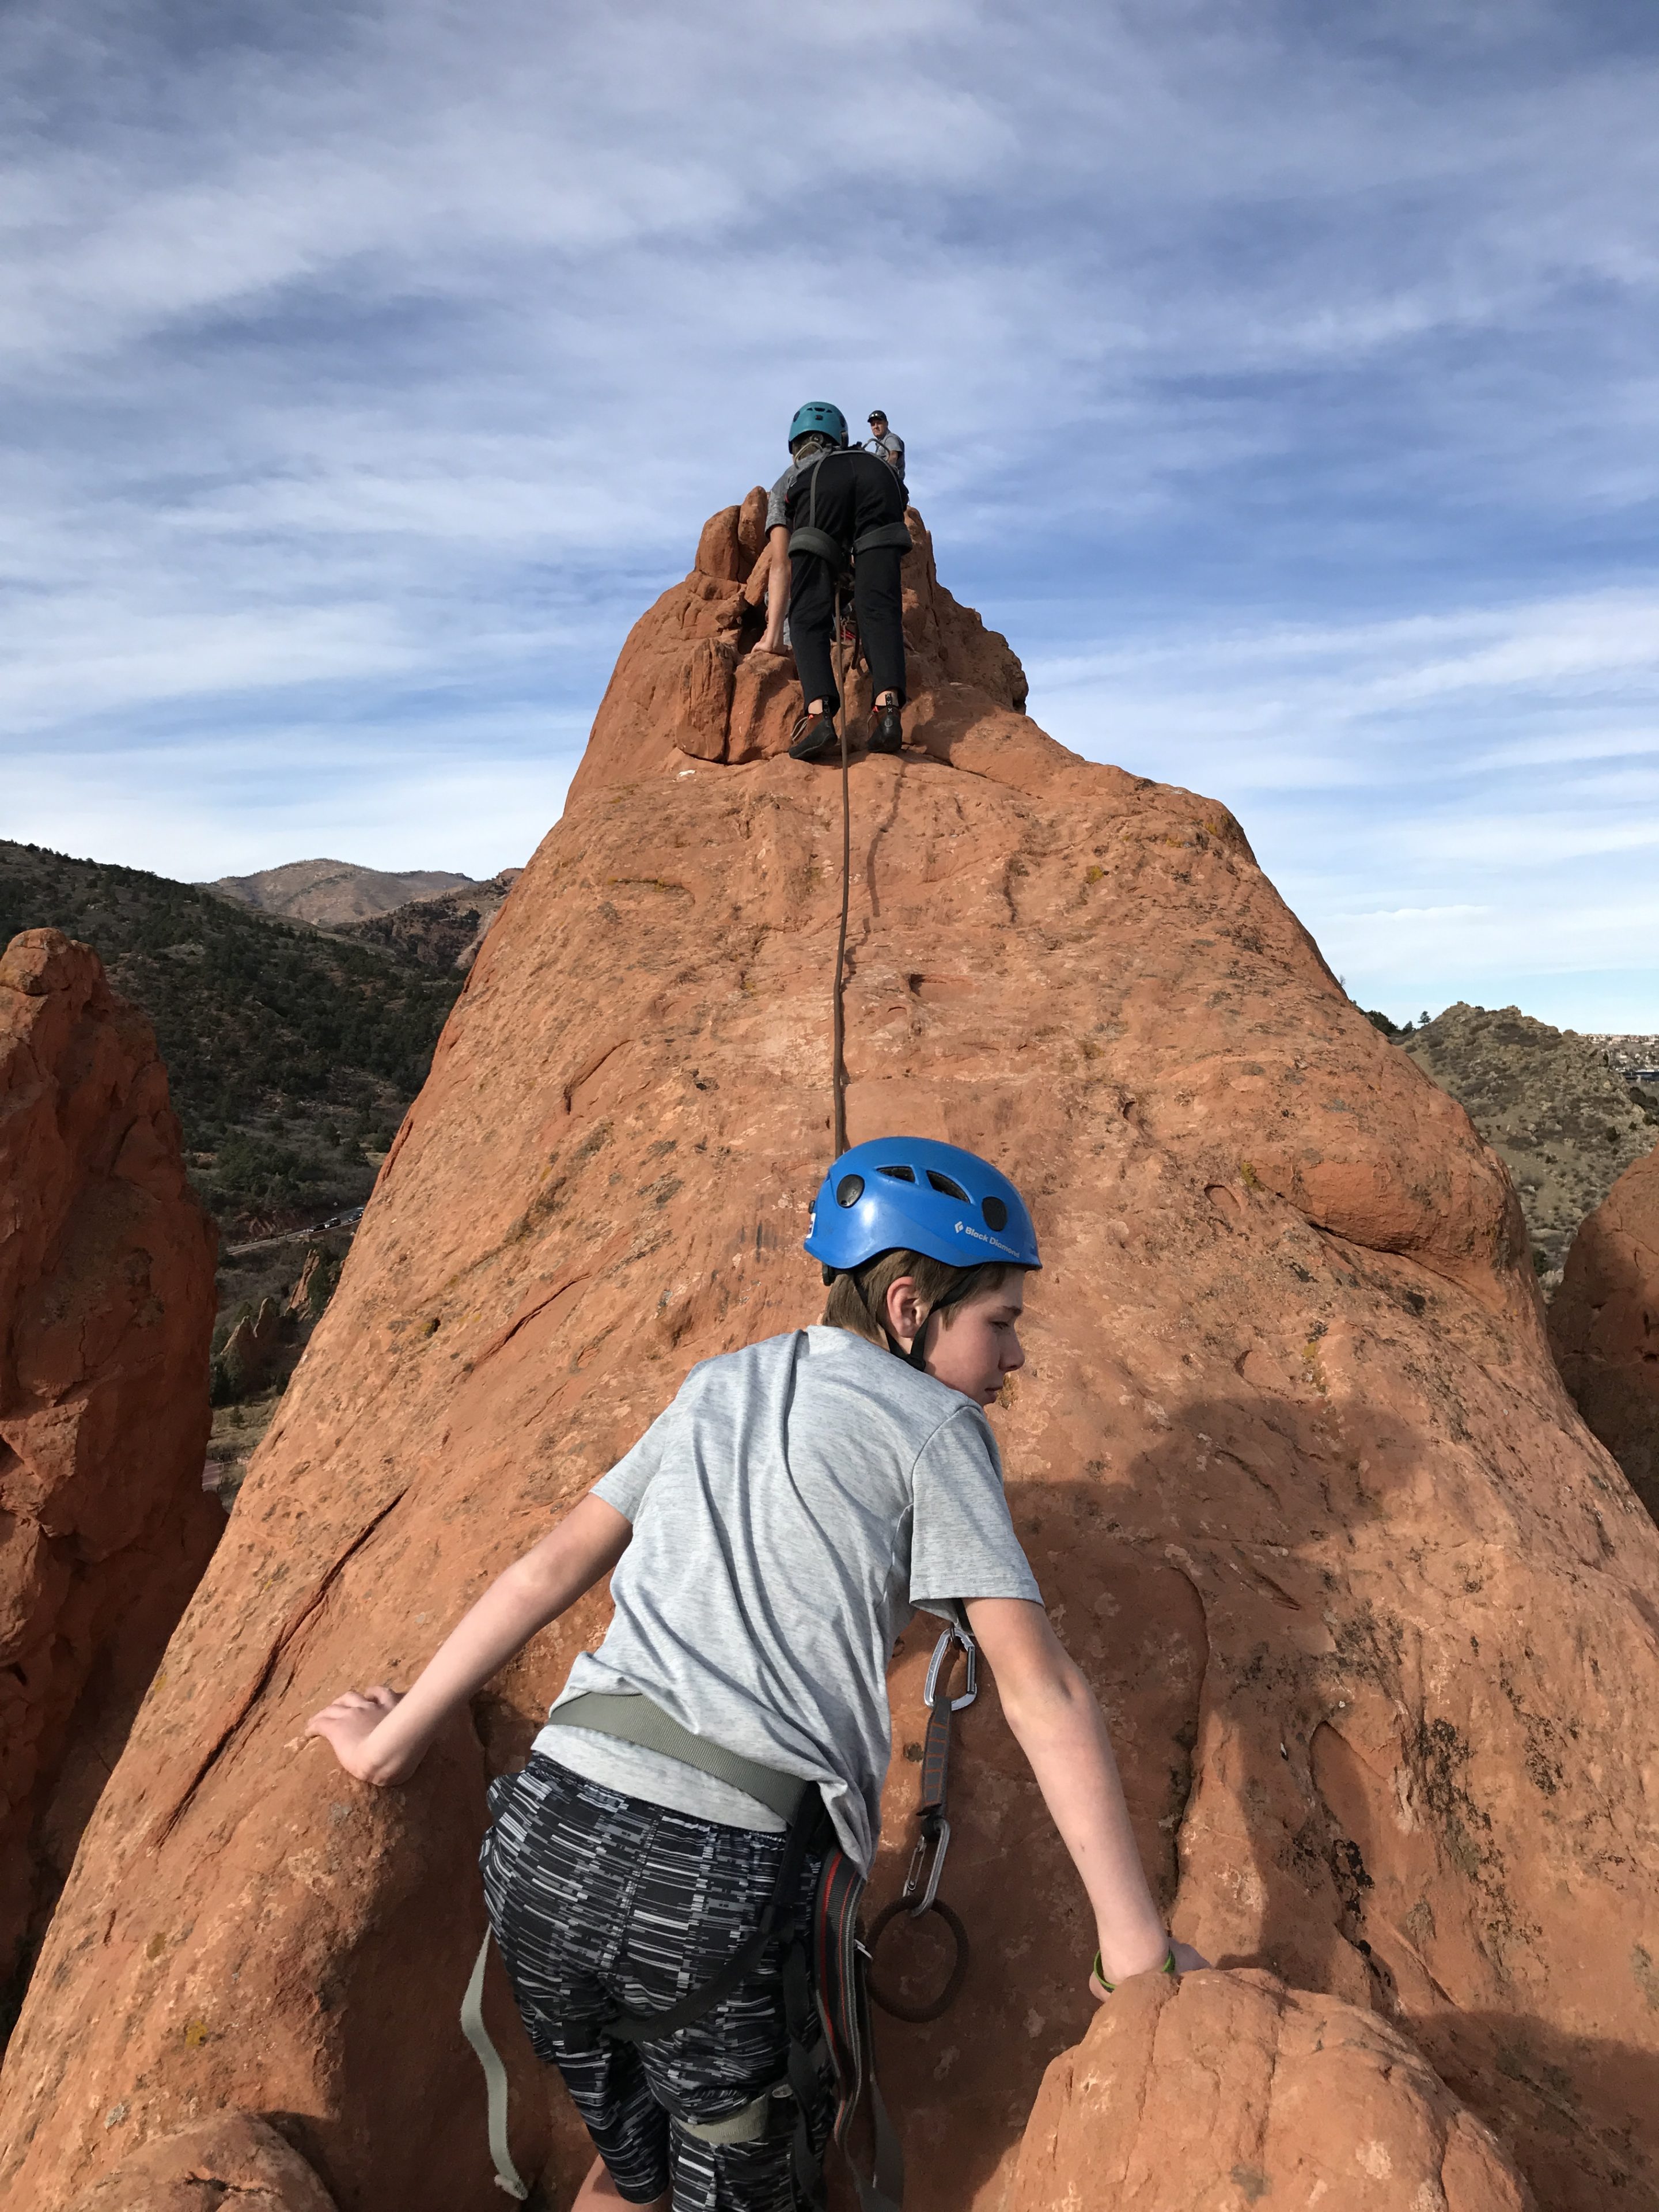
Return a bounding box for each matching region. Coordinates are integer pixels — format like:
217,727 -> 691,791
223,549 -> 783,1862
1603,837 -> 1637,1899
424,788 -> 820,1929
831,581 -> 854,1154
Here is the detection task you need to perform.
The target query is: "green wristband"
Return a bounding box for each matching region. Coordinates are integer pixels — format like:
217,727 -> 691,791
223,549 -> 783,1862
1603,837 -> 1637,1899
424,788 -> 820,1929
1092,1942 -> 1177,1995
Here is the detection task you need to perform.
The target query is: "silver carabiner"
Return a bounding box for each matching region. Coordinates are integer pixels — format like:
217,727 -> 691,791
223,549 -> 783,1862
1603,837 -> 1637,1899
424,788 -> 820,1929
901,1816 -> 952,1914
924,1624 -> 978,1713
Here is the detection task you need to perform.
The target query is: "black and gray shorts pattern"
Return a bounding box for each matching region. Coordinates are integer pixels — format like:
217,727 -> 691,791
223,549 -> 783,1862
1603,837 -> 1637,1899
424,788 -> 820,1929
479,1756 -> 831,2210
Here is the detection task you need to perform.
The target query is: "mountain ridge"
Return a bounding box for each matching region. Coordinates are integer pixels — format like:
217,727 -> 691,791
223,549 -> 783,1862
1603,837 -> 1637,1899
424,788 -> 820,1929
202,858 -> 475,927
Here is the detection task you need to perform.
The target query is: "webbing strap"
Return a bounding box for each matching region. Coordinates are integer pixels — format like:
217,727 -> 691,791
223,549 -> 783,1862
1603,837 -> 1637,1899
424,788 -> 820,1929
460,1931 -> 531,2200
678,2083 -> 792,2145
853,520 -> 914,555
812,1844 -> 906,2212
602,1794 -> 827,2044
786,524 -> 846,565
785,449 -> 910,568
545,1692 -> 810,1823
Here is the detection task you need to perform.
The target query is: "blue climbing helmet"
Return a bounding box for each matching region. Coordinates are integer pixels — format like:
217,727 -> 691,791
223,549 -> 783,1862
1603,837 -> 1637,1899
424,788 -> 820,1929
788,401 -> 849,452
805,1137 -> 1041,1275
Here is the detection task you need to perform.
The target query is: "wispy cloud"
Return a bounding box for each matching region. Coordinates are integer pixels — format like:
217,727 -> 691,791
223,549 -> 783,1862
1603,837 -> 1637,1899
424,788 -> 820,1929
2,0 -> 1657,1022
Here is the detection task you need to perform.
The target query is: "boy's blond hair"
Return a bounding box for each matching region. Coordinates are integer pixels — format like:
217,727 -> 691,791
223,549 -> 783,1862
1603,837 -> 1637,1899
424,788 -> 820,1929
822,1248 -> 1022,1352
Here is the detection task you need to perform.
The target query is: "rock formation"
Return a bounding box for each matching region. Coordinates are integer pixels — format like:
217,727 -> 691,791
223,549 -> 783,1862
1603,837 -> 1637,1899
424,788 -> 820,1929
1548,1139 -> 1659,1521
336,869 -> 522,972
63,2113 -> 338,2212
4,510 -> 1658,2212
1403,1002 -> 1659,1277
217,1295 -> 282,1397
1012,1970 -> 1530,2211
0,930 -> 220,2031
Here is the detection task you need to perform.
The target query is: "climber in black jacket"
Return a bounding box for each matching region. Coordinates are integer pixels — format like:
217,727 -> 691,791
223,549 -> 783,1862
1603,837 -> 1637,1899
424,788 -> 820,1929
757,402 -> 912,763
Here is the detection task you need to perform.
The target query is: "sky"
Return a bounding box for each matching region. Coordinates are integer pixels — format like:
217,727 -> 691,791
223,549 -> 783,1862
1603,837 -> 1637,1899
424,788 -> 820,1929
3,0 -> 1657,1029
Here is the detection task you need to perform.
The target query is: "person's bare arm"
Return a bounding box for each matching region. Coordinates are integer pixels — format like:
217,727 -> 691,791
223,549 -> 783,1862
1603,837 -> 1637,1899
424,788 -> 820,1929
965,1595 -> 1209,1985
306,1494 -> 633,1786
757,523 -> 791,652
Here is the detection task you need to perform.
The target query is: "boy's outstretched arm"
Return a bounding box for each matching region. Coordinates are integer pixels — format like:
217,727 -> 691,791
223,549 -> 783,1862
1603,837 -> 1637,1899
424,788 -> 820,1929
307,1494 -> 633,1786
964,1595 -> 1209,1987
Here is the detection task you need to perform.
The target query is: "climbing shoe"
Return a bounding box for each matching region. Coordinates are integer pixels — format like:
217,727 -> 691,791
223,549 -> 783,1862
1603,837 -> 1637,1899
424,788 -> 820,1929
867,702 -> 903,755
787,711 -> 839,762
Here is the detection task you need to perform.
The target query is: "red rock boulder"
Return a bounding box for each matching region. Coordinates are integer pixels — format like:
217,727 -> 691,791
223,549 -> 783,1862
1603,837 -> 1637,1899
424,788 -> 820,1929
3,521 -> 1657,2212
0,930 -> 220,2027
1012,1970 -> 1532,2211
1548,1139 -> 1659,1520
566,495 -> 1027,793
63,2112 -> 337,2211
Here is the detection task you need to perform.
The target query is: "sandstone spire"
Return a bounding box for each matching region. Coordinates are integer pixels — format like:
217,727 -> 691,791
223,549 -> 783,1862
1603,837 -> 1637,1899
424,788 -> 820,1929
0,930 -> 219,2031
2,510 -> 1652,2211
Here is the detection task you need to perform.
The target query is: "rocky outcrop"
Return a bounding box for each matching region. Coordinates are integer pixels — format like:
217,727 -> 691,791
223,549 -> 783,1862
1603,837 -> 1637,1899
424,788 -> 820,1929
1548,1139 -> 1659,1521
64,2113 -> 337,2211
566,487 -> 1028,796
336,869 -> 522,973
3,520 -> 1658,2212
1403,1002 -> 1659,1276
1012,1969 -> 1531,2211
217,1295 -> 282,1396
0,930 -> 220,2029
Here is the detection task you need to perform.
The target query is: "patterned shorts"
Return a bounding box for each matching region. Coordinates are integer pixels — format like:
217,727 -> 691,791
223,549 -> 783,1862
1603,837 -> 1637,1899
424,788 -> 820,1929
479,1756 -> 831,2210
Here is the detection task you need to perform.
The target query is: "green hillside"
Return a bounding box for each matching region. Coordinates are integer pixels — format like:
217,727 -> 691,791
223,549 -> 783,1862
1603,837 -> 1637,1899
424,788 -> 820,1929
1,840 -> 463,1235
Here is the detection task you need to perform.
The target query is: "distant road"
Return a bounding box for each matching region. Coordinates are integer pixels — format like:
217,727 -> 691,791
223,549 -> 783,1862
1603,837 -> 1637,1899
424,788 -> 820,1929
225,1206 -> 364,1259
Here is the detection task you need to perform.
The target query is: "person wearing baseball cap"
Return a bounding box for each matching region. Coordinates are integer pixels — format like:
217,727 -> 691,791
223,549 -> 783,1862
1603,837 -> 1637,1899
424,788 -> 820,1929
863,411 -> 905,480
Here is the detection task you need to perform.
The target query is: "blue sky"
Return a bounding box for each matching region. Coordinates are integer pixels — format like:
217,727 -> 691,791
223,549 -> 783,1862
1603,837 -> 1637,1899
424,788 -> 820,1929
3,0 -> 1656,1028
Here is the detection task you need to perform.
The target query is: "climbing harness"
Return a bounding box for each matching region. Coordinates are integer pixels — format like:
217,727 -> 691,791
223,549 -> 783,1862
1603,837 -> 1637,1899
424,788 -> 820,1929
866,1622 -> 976,2023
462,1689 -> 908,2211
459,1638 -> 978,2208
785,446 -> 915,571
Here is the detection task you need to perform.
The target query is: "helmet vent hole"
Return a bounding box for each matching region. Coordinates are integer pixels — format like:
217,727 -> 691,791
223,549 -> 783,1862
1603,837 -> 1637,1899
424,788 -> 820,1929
835,1174 -> 865,1208
982,1196 -> 1009,1232
925,1171 -> 968,1200
877,1164 -> 916,1183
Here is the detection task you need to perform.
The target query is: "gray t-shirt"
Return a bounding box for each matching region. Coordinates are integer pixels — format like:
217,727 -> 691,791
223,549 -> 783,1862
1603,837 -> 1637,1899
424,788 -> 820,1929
766,460 -> 801,532
533,1327 -> 1040,1870
865,431 -> 905,474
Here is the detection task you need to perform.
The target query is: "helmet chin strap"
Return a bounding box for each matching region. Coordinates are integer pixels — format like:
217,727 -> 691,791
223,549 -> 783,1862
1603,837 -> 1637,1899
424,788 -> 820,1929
842,1266 -> 952,1370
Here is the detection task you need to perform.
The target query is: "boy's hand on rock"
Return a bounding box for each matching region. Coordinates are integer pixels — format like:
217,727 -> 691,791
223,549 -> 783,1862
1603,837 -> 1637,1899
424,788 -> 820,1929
1169,1939 -> 1210,1974
306,1685 -> 408,1783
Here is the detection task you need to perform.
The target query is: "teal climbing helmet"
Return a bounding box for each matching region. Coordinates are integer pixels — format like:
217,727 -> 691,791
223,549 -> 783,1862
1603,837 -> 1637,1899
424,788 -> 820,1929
788,402 -> 849,450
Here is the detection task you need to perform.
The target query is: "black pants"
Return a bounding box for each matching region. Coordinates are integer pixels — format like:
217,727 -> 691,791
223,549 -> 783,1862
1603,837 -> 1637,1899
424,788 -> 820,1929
480,1756 -> 831,2210
785,448 -> 908,716
789,547 -> 906,717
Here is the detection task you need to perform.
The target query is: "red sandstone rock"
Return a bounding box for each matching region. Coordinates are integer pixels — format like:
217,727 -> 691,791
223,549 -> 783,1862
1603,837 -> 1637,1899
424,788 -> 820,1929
220,1294 -> 282,1393
1012,1969 -> 1531,2211
568,491 -> 1027,793
64,2112 -> 336,2211
1549,1140 -> 1659,1520
0,930 -> 219,2023
3,520 -> 1658,2212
